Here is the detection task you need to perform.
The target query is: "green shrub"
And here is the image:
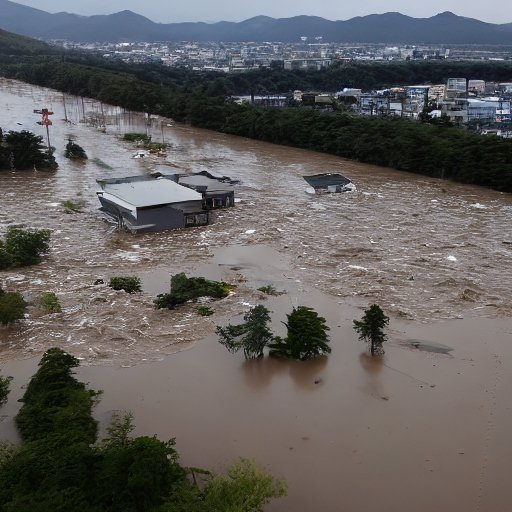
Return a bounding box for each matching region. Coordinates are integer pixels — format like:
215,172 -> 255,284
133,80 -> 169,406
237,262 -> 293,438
122,132 -> 151,144
64,139 -> 87,159
0,288 -> 27,324
1,226 -> 51,268
257,285 -> 285,296
109,276 -> 142,293
0,241 -> 12,270
197,306 -> 214,316
0,376 -> 12,406
155,273 -> 232,309
39,292 -> 61,313
62,199 -> 82,213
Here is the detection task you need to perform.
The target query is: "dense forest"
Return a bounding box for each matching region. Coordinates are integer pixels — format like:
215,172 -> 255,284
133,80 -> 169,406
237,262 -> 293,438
0,33 -> 511,191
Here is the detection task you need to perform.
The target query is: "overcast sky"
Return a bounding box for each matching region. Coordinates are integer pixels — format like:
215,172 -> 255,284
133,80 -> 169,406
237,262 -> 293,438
11,0 -> 512,24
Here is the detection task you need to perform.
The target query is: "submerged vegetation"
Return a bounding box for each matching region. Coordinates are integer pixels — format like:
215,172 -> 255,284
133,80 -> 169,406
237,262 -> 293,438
109,276 -> 142,294
39,292 -> 61,313
269,306 -> 331,360
0,288 -> 27,325
353,304 -> 390,356
64,138 -> 87,159
217,305 -> 275,359
155,273 -> 233,310
62,199 -> 82,213
0,375 -> 11,406
0,226 -> 51,270
0,129 -> 57,170
257,285 -> 285,296
217,304 -> 331,361
0,347 -> 287,511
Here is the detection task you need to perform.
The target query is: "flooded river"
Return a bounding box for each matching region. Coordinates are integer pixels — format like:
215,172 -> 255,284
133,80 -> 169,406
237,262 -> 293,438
1,79 -> 512,511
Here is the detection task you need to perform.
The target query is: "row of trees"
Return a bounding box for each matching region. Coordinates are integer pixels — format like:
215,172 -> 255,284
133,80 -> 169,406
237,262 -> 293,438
0,347 -> 287,511
217,303 -> 389,360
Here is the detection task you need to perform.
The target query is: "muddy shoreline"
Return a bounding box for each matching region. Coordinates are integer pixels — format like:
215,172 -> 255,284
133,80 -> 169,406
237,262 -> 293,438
1,79 -> 512,511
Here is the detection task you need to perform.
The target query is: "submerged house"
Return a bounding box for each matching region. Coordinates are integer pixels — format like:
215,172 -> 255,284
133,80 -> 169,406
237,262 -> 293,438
178,172 -> 235,210
96,175 -> 208,233
303,173 -> 355,193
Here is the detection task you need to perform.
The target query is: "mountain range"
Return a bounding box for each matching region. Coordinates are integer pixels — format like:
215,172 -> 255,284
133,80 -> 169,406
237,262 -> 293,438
1,0 -> 512,44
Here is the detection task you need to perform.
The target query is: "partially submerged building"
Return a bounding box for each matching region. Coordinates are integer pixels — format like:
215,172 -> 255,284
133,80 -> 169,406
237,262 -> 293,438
303,173 -> 355,193
178,172 -> 235,209
96,175 -> 208,233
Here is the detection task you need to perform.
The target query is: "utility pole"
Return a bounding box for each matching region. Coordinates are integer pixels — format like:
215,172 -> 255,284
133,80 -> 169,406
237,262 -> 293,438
34,108 -> 54,154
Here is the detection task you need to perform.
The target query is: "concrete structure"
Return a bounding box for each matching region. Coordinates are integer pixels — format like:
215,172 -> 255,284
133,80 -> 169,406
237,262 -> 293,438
96,175 -> 207,233
446,78 -> 467,98
178,172 -> 236,210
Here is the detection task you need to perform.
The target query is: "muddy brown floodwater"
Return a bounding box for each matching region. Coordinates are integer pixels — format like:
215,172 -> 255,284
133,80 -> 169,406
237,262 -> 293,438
1,79 -> 512,511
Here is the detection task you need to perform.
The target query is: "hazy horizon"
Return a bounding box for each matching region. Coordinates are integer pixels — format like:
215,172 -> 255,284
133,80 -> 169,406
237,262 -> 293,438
8,0 -> 512,25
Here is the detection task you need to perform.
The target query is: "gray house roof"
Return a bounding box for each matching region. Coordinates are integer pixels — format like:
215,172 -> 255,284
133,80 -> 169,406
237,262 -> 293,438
303,173 -> 352,189
178,174 -> 234,192
97,175 -> 202,208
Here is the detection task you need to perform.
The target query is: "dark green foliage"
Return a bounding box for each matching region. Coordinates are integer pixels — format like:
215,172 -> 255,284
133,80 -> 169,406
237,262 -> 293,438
217,305 -> 275,359
197,306 -> 214,316
0,28 -> 53,55
109,276 -> 142,294
257,285 -> 285,296
40,292 -> 61,313
155,273 -> 232,310
0,129 -> 57,170
0,287 -> 27,324
15,348 -> 98,443
269,306 -> 331,360
97,435 -> 186,512
0,225 -> 51,268
200,458 -> 287,512
64,139 -> 87,159
122,132 -> 152,144
62,199 -> 82,213
0,375 -> 12,406
353,304 -> 390,356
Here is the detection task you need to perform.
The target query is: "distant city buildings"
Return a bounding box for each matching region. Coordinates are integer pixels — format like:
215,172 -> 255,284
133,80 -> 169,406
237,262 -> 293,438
50,39 -> 512,134
52,39 -> 511,72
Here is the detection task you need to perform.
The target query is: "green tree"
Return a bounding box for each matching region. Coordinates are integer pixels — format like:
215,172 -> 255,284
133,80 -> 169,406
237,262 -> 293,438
0,375 -> 12,406
109,276 -> 142,293
201,458 -> 287,512
155,273 -> 232,309
216,305 -> 275,359
40,292 -> 61,313
15,347 -> 99,443
1,130 -> 57,170
353,304 -> 390,356
0,287 -> 27,324
269,306 -> 331,360
2,225 -> 51,268
64,139 -> 87,159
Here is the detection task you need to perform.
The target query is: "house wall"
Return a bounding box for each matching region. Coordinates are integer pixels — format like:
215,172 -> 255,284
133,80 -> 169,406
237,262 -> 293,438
136,205 -> 186,232
204,191 -> 235,209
